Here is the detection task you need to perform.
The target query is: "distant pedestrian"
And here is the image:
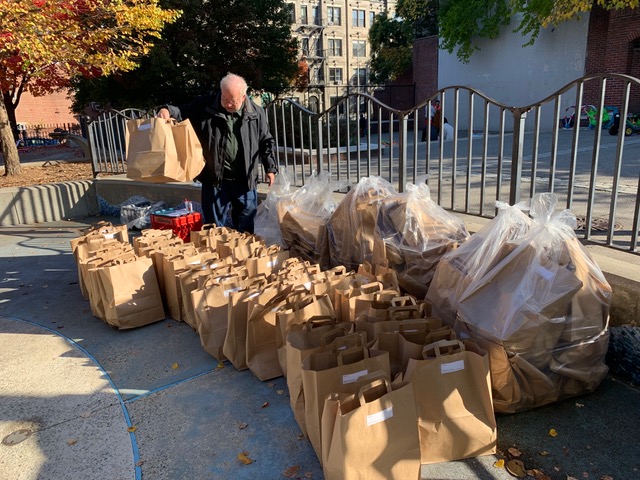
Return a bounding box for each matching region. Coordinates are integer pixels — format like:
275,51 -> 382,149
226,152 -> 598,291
359,113 -> 367,138
421,99 -> 440,141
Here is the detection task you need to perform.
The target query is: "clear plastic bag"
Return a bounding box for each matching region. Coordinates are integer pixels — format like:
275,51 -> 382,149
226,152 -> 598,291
326,176 -> 397,271
452,193 -> 611,412
376,177 -> 469,298
254,167 -> 293,246
119,195 -> 167,230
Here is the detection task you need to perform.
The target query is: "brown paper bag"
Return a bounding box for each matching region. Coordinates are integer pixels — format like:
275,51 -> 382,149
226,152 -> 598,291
246,286 -> 294,381
171,119 -> 205,181
97,255 -> 166,329
193,274 -> 247,361
286,325 -> 362,436
276,294 -> 336,375
126,118 -> 185,183
405,339 -> 497,464
222,276 -> 270,370
321,378 -> 420,479
301,346 -> 391,461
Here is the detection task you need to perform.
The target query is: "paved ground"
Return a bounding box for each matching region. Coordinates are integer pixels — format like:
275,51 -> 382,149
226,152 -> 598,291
0,218 -> 639,480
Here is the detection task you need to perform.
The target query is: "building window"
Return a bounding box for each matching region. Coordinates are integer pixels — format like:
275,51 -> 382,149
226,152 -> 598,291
352,40 -> 366,57
352,9 -> 365,27
328,38 -> 342,57
317,67 -> 324,82
329,68 -> 343,84
369,11 -> 375,27
327,6 -> 341,25
288,3 -> 295,23
312,6 -> 320,26
301,38 -> 309,57
300,5 -> 308,25
352,68 -> 367,85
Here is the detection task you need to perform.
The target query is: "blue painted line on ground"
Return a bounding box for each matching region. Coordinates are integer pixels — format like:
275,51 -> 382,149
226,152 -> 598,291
123,368 -> 217,404
4,316 -> 143,480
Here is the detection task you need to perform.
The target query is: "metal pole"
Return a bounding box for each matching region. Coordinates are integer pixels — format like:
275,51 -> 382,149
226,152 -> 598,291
509,108 -> 526,205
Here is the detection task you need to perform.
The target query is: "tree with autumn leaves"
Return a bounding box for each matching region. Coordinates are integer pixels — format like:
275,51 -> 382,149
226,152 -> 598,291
0,0 -> 180,176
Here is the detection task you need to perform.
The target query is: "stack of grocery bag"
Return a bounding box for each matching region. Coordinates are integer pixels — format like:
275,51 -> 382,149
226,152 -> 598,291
71,175 -> 611,479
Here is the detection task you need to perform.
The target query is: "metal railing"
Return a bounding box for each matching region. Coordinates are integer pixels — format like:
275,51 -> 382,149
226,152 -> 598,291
87,108 -> 149,176
267,73 -> 640,254
85,73 -> 640,253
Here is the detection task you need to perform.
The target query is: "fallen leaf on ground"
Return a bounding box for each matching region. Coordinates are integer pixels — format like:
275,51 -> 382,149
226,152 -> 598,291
135,460 -> 144,467
276,389 -> 284,395
79,412 -> 91,418
216,362 -> 225,370
582,473 -> 589,478
283,465 -> 300,478
600,476 -> 614,480
494,459 -> 505,468
508,447 -> 522,457
566,476 -> 579,480
267,383 -> 275,388
238,423 -> 248,429
549,428 -> 558,437
297,434 -> 305,440
127,426 -> 137,433
528,469 -> 551,480
506,459 -> 526,478
575,402 -> 584,408
237,451 -> 254,465
67,438 -> 77,446
261,402 -> 269,409
304,473 -> 313,478
539,451 -> 549,456
171,363 -> 179,369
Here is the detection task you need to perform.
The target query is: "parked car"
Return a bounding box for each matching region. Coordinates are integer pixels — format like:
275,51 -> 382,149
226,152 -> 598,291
17,137 -> 60,147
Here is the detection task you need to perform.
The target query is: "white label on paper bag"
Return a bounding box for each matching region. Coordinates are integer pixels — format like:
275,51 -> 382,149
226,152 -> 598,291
342,369 -> 368,384
247,292 -> 261,300
102,233 -> 115,239
138,123 -> 152,131
367,407 -> 393,426
536,265 -> 555,281
303,282 -> 312,290
224,287 -> 243,298
266,259 -> 278,268
441,359 -> 465,374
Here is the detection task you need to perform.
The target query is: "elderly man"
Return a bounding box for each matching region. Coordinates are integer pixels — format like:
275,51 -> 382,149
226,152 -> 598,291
158,73 -> 277,233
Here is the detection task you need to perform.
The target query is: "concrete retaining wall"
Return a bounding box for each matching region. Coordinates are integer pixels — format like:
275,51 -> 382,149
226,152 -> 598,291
0,180 -> 98,226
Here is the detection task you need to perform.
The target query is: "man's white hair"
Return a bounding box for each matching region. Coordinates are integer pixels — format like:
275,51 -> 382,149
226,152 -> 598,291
220,73 -> 248,94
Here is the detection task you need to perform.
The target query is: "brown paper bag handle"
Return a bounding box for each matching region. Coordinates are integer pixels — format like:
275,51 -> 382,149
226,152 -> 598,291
319,327 -> 348,345
327,265 -> 347,277
359,281 -> 383,295
426,326 -> 456,344
332,332 -> 364,350
398,320 -> 429,334
389,306 -> 422,321
421,339 -> 465,359
391,295 -> 417,307
337,346 -> 369,366
305,315 -> 337,331
357,377 -> 392,405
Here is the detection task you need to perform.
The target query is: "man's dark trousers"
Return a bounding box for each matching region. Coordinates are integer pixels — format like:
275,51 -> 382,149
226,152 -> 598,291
202,179 -> 258,233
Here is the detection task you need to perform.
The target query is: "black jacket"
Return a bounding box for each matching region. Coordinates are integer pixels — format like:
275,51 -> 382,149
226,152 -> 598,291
164,92 -> 277,190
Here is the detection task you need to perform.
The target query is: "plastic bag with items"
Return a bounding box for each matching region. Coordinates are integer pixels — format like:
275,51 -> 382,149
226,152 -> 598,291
426,199 -> 531,324
326,176 -> 397,271
376,177 -> 469,298
119,195 -> 167,230
276,170 -> 345,269
255,167 -> 293,246
454,193 -> 611,412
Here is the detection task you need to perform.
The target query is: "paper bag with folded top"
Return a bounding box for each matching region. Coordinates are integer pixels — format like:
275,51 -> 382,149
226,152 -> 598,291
321,374 -> 420,480
301,345 -> 391,462
405,339 -> 496,464
286,324 -> 362,436
84,246 -> 135,320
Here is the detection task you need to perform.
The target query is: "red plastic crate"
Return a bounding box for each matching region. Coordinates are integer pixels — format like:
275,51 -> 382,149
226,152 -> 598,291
150,211 -> 202,241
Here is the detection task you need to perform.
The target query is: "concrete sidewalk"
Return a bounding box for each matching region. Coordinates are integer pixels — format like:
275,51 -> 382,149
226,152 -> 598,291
0,219 -> 639,480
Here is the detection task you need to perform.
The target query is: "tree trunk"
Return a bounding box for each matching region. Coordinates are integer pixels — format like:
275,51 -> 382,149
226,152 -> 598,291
0,94 -> 22,176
